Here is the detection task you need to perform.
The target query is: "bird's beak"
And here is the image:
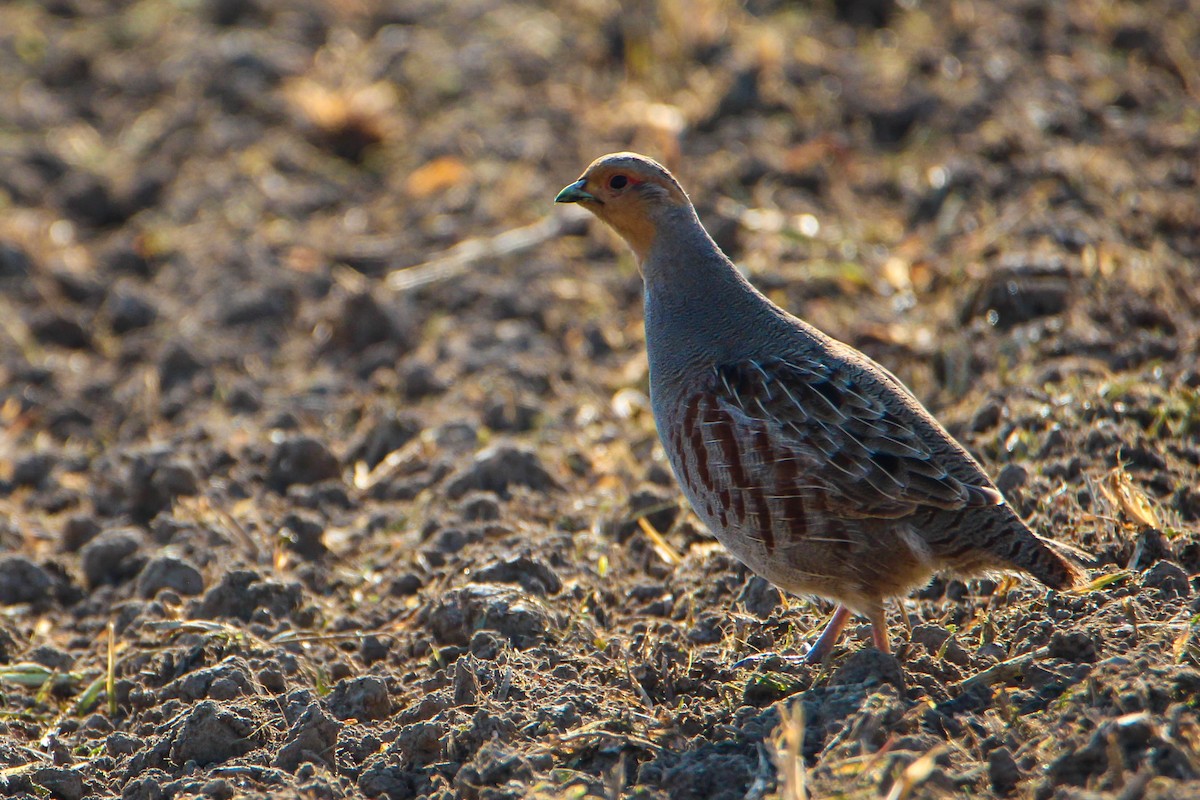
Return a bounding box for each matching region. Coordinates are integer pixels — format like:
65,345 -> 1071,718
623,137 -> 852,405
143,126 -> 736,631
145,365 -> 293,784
555,179 -> 594,204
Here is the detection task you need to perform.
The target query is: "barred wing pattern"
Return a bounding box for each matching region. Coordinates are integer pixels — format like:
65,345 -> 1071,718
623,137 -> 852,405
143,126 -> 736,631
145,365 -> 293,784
698,356 -> 1003,527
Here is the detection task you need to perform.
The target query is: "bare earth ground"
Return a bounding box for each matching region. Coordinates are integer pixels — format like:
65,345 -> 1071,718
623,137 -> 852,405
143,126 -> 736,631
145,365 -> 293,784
1,1 -> 1199,798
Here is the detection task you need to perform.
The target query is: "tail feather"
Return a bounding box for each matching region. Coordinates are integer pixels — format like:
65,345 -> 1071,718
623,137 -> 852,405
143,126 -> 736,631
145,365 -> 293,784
987,507 -> 1086,590
1018,534 -> 1086,590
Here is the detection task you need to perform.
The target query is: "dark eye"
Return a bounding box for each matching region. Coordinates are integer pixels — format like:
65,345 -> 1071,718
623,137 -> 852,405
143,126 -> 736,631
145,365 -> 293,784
609,175 -> 628,190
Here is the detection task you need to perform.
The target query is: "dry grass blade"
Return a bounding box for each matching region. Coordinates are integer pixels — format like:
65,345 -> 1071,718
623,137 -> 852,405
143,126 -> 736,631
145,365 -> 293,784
1099,469 -> 1161,530
145,619 -> 259,645
956,648 -> 1050,693
353,434 -> 432,491
384,212 -> 587,292
1174,615 -> 1200,665
269,615 -> 413,645
0,296 -> 40,362
637,517 -> 682,565
623,656 -> 654,710
884,746 -> 946,800
770,700 -> 808,800
106,620 -> 117,717
175,495 -> 262,562
1070,570 -> 1130,595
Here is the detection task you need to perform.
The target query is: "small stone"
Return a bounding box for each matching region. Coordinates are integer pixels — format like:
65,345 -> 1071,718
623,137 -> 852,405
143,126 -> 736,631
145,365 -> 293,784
346,412 -> 421,469
1140,560 -> 1191,599
994,464 -> 1027,497
617,485 -> 680,542
28,311 -> 91,349
61,515 -> 100,551
137,556 -> 204,598
443,443 -> 558,499
105,732 -> 142,756
474,555 -> 562,596
274,704 -> 342,772
1129,527 -> 1172,570
280,512 -> 327,559
421,583 -> 558,649
829,648 -> 906,691
325,290 -> 415,352
909,624 -> 970,665
29,644 -> 74,671
399,360 -> 447,400
57,170 -> 127,228
101,242 -> 153,278
80,528 -> 146,588
106,289 -> 158,333
389,573 -> 422,596
32,767 -> 84,800
199,779 -> 235,800
0,555 -> 54,605
429,527 -> 470,554
158,341 -> 205,392
360,635 -> 389,665
192,570 -> 301,623
268,436 -> 340,491
482,395 -> 539,431
988,747 -> 1021,795
1047,630 -> 1099,663
327,675 -> 392,721
13,452 -> 56,487
219,285 -> 295,327
128,454 -> 199,523
0,241 -> 33,280
970,400 -> 1003,432
737,576 -> 781,619
224,381 -> 263,414
457,491 -> 501,522
168,700 -> 260,767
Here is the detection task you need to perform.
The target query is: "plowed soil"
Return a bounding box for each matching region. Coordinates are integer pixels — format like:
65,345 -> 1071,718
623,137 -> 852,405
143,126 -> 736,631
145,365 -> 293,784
1,1 -> 1198,798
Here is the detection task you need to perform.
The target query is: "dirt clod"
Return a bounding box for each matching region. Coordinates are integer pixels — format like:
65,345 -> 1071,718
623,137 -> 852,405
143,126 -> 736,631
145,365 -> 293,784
191,570 -> 302,623
1047,630 -> 1101,663
988,746 -> 1022,796
32,767 -> 85,800
328,675 -> 392,722
1140,560 -> 1191,599
137,555 -> 204,598
443,443 -> 558,499
80,528 -> 146,588
167,700 -> 261,767
0,555 -> 54,605
268,436 -> 341,491
829,648 -> 906,691
421,584 -> 560,648
274,703 -> 342,772
473,555 -> 562,596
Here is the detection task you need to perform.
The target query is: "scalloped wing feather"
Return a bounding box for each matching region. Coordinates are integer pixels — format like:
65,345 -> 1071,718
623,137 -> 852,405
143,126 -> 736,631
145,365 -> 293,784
713,357 -> 1003,520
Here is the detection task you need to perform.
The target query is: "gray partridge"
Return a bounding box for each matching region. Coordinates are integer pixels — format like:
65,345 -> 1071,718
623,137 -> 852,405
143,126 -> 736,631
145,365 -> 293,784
556,152 -> 1083,662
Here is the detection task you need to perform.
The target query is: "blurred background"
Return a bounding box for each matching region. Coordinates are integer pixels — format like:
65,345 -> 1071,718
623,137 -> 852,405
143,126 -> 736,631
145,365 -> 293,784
0,1 -> 1198,798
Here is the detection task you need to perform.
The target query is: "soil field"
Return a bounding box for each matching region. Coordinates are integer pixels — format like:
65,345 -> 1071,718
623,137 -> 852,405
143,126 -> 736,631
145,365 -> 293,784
0,1 -> 1198,798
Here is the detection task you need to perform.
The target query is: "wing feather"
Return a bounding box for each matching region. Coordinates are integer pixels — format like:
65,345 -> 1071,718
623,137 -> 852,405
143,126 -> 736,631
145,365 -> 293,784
711,356 -> 1002,520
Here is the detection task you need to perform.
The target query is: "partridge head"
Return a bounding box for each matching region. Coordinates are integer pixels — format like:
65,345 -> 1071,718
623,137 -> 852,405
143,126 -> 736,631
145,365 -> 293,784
557,152 -> 1083,663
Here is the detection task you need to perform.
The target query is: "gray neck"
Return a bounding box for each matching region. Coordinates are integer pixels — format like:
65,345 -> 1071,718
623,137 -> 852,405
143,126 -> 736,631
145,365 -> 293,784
641,204 -> 785,383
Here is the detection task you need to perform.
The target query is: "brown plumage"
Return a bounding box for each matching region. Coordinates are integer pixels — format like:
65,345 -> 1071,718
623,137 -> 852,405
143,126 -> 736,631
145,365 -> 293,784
557,153 -> 1084,662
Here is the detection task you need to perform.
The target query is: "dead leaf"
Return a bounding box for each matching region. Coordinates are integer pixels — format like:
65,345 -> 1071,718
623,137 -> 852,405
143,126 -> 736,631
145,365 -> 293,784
405,156 -> 471,199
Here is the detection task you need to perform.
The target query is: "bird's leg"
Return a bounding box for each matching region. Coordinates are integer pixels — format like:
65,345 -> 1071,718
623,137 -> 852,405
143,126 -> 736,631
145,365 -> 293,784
866,604 -> 890,653
803,604 -> 853,663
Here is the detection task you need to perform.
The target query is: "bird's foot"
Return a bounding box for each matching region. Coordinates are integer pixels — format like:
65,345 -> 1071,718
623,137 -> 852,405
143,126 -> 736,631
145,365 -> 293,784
732,605 -> 855,668
731,651 -> 814,670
